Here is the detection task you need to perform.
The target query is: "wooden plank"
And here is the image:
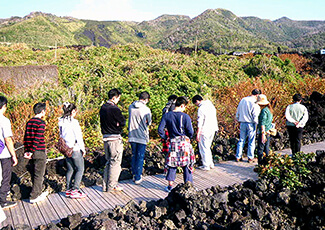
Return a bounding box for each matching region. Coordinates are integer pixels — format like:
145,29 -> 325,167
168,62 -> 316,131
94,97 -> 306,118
92,185 -> 131,208
47,193 -> 72,219
80,187 -> 113,211
119,180 -> 152,202
37,196 -> 61,225
10,200 -> 30,228
144,176 -> 168,198
57,192 -> 88,217
70,192 -> 99,216
0,208 -> 14,228
22,200 -> 46,228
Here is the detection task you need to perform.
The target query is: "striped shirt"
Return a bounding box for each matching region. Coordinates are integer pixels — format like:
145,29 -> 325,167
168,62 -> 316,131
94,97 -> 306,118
24,117 -> 46,153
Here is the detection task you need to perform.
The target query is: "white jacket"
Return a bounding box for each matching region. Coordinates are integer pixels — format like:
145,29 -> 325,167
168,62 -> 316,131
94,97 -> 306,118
58,117 -> 86,153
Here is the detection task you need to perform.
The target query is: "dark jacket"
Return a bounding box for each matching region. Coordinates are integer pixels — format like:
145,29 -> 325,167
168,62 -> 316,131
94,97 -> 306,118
100,101 -> 126,135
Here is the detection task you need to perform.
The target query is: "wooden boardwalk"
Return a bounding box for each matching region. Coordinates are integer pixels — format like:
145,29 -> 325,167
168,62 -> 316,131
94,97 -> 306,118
1,140 -> 324,229
0,160 -> 258,229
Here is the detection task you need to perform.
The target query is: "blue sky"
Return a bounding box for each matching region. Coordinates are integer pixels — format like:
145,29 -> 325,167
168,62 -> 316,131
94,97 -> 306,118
0,0 -> 324,21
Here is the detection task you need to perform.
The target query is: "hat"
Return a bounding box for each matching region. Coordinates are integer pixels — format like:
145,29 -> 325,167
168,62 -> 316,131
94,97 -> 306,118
256,94 -> 269,105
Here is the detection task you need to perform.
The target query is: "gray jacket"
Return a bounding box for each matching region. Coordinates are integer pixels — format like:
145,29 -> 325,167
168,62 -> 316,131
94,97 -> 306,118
128,101 -> 152,144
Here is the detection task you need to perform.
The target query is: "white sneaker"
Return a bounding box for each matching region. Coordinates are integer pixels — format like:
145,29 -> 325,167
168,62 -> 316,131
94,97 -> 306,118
198,166 -> 210,171
29,191 -> 49,204
210,165 -> 215,169
135,177 -> 143,185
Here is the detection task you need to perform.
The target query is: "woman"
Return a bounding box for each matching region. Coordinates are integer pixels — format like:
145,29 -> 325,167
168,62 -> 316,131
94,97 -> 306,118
59,102 -> 87,199
158,96 -> 195,192
256,94 -> 273,165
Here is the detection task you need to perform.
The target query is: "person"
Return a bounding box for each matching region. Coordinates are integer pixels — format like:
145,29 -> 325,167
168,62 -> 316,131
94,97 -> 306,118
161,94 -> 178,156
256,95 -> 273,165
158,96 -> 195,192
59,102 -> 87,199
128,91 -> 152,185
236,89 -> 261,163
285,93 -> 309,156
162,94 -> 177,115
99,89 -> 126,192
192,95 -> 219,170
23,102 -> 49,203
0,96 -> 18,209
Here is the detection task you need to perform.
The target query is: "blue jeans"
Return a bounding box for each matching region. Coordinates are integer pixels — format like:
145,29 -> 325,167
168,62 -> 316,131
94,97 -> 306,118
236,122 -> 257,160
66,150 -> 84,190
257,134 -> 270,164
130,142 -> 146,181
166,166 -> 193,183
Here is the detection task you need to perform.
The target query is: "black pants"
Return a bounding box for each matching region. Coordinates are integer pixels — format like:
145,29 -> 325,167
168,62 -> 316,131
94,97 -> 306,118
30,157 -> 47,199
287,126 -> 304,156
0,158 -> 12,204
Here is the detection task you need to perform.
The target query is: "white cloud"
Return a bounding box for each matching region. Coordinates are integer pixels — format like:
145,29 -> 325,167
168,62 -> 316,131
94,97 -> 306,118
70,0 -> 155,21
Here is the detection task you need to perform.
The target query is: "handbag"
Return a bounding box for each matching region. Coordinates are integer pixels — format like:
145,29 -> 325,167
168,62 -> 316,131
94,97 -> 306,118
55,137 -> 73,157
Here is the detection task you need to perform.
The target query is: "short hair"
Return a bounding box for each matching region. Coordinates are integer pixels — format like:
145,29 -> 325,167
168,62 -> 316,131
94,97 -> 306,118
33,103 -> 46,115
108,88 -> 121,99
252,89 -> 261,95
139,91 -> 150,100
293,93 -> 302,102
192,95 -> 203,104
175,96 -> 188,107
167,94 -> 178,101
0,96 -> 7,109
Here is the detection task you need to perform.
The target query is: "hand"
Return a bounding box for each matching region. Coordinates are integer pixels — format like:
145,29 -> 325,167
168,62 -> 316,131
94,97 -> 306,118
24,152 -> 33,159
12,156 -> 18,166
82,151 -> 86,157
262,134 -> 267,144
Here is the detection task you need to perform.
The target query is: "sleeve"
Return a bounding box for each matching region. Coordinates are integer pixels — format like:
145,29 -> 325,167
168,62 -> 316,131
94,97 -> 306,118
73,120 -> 86,153
297,106 -> 309,128
146,108 -> 152,126
285,105 -> 296,123
197,107 -> 204,129
115,107 -> 126,128
185,114 -> 194,138
158,115 -> 167,139
252,103 -> 261,124
2,118 -> 13,138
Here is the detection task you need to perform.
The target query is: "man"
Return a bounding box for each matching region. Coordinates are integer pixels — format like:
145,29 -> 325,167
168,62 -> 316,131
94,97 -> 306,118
192,95 -> 219,171
128,91 -> 152,184
285,93 -> 309,156
236,89 -> 261,163
99,89 -> 126,192
24,103 -> 49,203
0,96 -> 18,209
158,96 -> 195,192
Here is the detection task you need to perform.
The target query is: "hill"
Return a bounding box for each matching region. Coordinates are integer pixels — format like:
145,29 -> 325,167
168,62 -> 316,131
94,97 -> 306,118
0,10 -> 324,52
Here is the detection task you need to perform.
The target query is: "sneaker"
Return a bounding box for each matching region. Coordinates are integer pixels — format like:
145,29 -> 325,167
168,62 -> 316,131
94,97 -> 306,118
198,166 -> 210,171
1,201 -> 17,209
65,189 -> 72,197
210,165 -> 215,169
107,185 -> 124,192
236,158 -> 242,162
248,158 -> 257,163
29,191 -> 49,204
135,177 -> 143,185
70,190 -> 87,199
165,186 -> 172,193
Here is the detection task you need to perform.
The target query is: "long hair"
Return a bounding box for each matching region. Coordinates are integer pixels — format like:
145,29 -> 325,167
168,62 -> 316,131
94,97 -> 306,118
61,102 -> 77,119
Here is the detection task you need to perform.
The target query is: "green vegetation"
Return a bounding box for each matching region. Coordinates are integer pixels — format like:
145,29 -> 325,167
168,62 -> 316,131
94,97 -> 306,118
0,43 -> 325,158
255,152 -> 315,190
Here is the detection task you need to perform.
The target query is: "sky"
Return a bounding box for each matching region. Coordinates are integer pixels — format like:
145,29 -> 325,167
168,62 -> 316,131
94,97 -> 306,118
0,0 -> 324,22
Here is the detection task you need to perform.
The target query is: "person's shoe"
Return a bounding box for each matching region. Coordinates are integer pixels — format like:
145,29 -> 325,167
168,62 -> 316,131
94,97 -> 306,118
198,166 -> 210,171
107,185 -> 124,192
70,190 -> 87,199
65,189 -> 72,197
1,201 -> 17,209
210,165 -> 215,169
135,177 -> 143,185
29,191 -> 49,204
236,158 -> 242,162
248,158 -> 257,163
165,186 -> 172,193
